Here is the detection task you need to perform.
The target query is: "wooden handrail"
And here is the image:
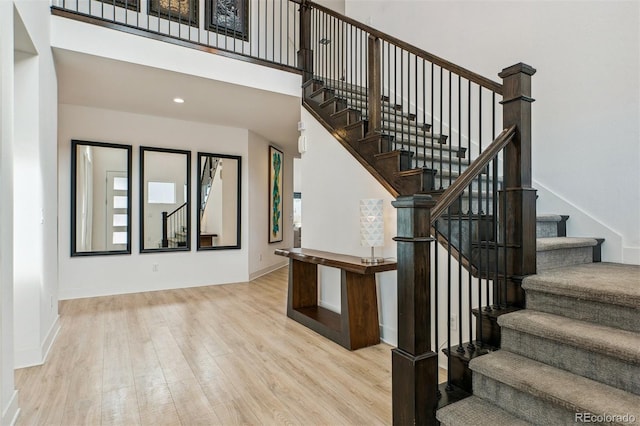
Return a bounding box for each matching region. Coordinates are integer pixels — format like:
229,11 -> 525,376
167,202 -> 187,218
430,124 -> 516,223
304,1 -> 503,94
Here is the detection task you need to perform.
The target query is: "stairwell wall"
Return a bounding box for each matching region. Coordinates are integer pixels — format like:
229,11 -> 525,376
345,0 -> 640,264
299,108 -> 400,343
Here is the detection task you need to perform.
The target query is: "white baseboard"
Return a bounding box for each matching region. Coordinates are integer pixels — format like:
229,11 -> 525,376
379,325 -> 397,347
623,246 -> 640,265
14,316 -> 60,369
249,261 -> 288,281
41,316 -> 60,364
2,390 -> 19,426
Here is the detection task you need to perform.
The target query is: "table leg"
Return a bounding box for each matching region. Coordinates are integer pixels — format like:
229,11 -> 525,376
341,270 -> 380,349
287,259 -> 318,316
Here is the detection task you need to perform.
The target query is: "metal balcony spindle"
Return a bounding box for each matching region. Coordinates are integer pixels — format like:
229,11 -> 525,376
492,157 -> 500,308
422,59 -> 426,170
433,218 -> 440,394
446,204 -> 452,391
413,54 -> 417,167
457,196 -> 464,354
467,194 -> 475,350
448,70 -> 452,188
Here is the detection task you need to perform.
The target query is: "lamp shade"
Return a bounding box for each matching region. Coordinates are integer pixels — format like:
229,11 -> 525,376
359,199 -> 384,247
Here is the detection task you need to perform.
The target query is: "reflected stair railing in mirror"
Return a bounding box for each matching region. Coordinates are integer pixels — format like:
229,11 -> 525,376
162,202 -> 188,248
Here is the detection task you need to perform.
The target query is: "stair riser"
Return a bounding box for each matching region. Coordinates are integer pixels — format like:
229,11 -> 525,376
537,221 -> 562,238
501,328 -> 640,395
320,98 -> 348,117
411,154 -> 467,171
331,109 -> 361,128
525,290 -> 640,333
473,373 -> 585,425
447,356 -> 473,393
537,247 -> 594,271
309,88 -> 335,104
375,152 -> 413,175
302,79 -> 324,98
355,135 -> 391,161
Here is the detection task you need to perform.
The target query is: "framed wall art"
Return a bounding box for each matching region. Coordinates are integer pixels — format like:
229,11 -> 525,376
149,0 -> 198,25
206,0 -> 249,41
268,145 -> 283,244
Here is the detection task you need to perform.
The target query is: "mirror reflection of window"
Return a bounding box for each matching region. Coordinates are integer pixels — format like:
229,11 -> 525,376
197,153 -> 241,250
71,140 -> 132,256
140,147 -> 191,252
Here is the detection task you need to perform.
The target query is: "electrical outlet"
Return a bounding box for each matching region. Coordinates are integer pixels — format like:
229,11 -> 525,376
259,254 -> 263,261
450,314 -> 458,331
152,264 -> 159,272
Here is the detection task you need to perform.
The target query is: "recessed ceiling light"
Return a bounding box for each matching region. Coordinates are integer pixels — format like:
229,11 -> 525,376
173,97 -> 185,104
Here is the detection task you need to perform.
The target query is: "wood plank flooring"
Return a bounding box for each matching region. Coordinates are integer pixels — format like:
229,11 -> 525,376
15,266 -> 446,425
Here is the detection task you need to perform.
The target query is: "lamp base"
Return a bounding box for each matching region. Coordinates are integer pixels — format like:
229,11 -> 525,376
361,257 -> 385,264
361,247 -> 384,264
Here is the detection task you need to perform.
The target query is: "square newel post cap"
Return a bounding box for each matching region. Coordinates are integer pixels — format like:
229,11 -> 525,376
499,63 -> 537,78
391,194 -> 436,209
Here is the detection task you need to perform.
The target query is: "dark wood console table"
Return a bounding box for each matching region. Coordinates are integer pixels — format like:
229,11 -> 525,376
275,248 -> 397,350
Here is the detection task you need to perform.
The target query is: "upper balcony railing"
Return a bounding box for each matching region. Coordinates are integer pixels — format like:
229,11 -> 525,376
52,0 -> 304,71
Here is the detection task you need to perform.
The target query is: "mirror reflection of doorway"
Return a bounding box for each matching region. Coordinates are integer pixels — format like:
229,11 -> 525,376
106,171 -> 128,251
197,153 -> 241,250
293,192 -> 301,248
293,157 -> 302,248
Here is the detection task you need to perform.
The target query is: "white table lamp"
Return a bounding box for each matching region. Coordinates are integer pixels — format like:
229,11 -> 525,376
360,199 -> 385,264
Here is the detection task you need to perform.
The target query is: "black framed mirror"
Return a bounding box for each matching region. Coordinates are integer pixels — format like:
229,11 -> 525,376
140,146 -> 191,253
197,152 -> 241,250
71,140 -> 132,256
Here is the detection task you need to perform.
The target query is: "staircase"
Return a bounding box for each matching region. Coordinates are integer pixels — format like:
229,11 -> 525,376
438,262 -> 640,425
301,51 -> 639,426
303,78 -> 460,197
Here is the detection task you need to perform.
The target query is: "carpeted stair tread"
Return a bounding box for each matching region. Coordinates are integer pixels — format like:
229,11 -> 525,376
498,310 -> 640,364
436,395 -> 532,426
536,214 -> 563,222
470,351 -> 640,421
536,237 -> 596,251
523,262 -> 640,308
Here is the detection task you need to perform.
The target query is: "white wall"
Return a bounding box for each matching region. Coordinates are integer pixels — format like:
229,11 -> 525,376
0,3 -> 19,422
299,108 -> 399,343
345,0 -> 640,264
51,15 -> 301,100
314,0 -> 345,14
58,105 -> 261,298
247,131 -> 293,279
11,0 -> 60,381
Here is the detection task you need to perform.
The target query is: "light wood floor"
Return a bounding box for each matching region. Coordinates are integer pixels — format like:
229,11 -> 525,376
15,266 -> 446,425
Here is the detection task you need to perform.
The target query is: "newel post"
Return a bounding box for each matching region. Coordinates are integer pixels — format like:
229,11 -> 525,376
499,63 -> 537,279
391,194 -> 438,426
298,0 -> 313,82
161,211 -> 169,248
367,35 -> 381,135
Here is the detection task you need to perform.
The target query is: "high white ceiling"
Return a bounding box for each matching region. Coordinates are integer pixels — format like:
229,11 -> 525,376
53,48 -> 302,152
